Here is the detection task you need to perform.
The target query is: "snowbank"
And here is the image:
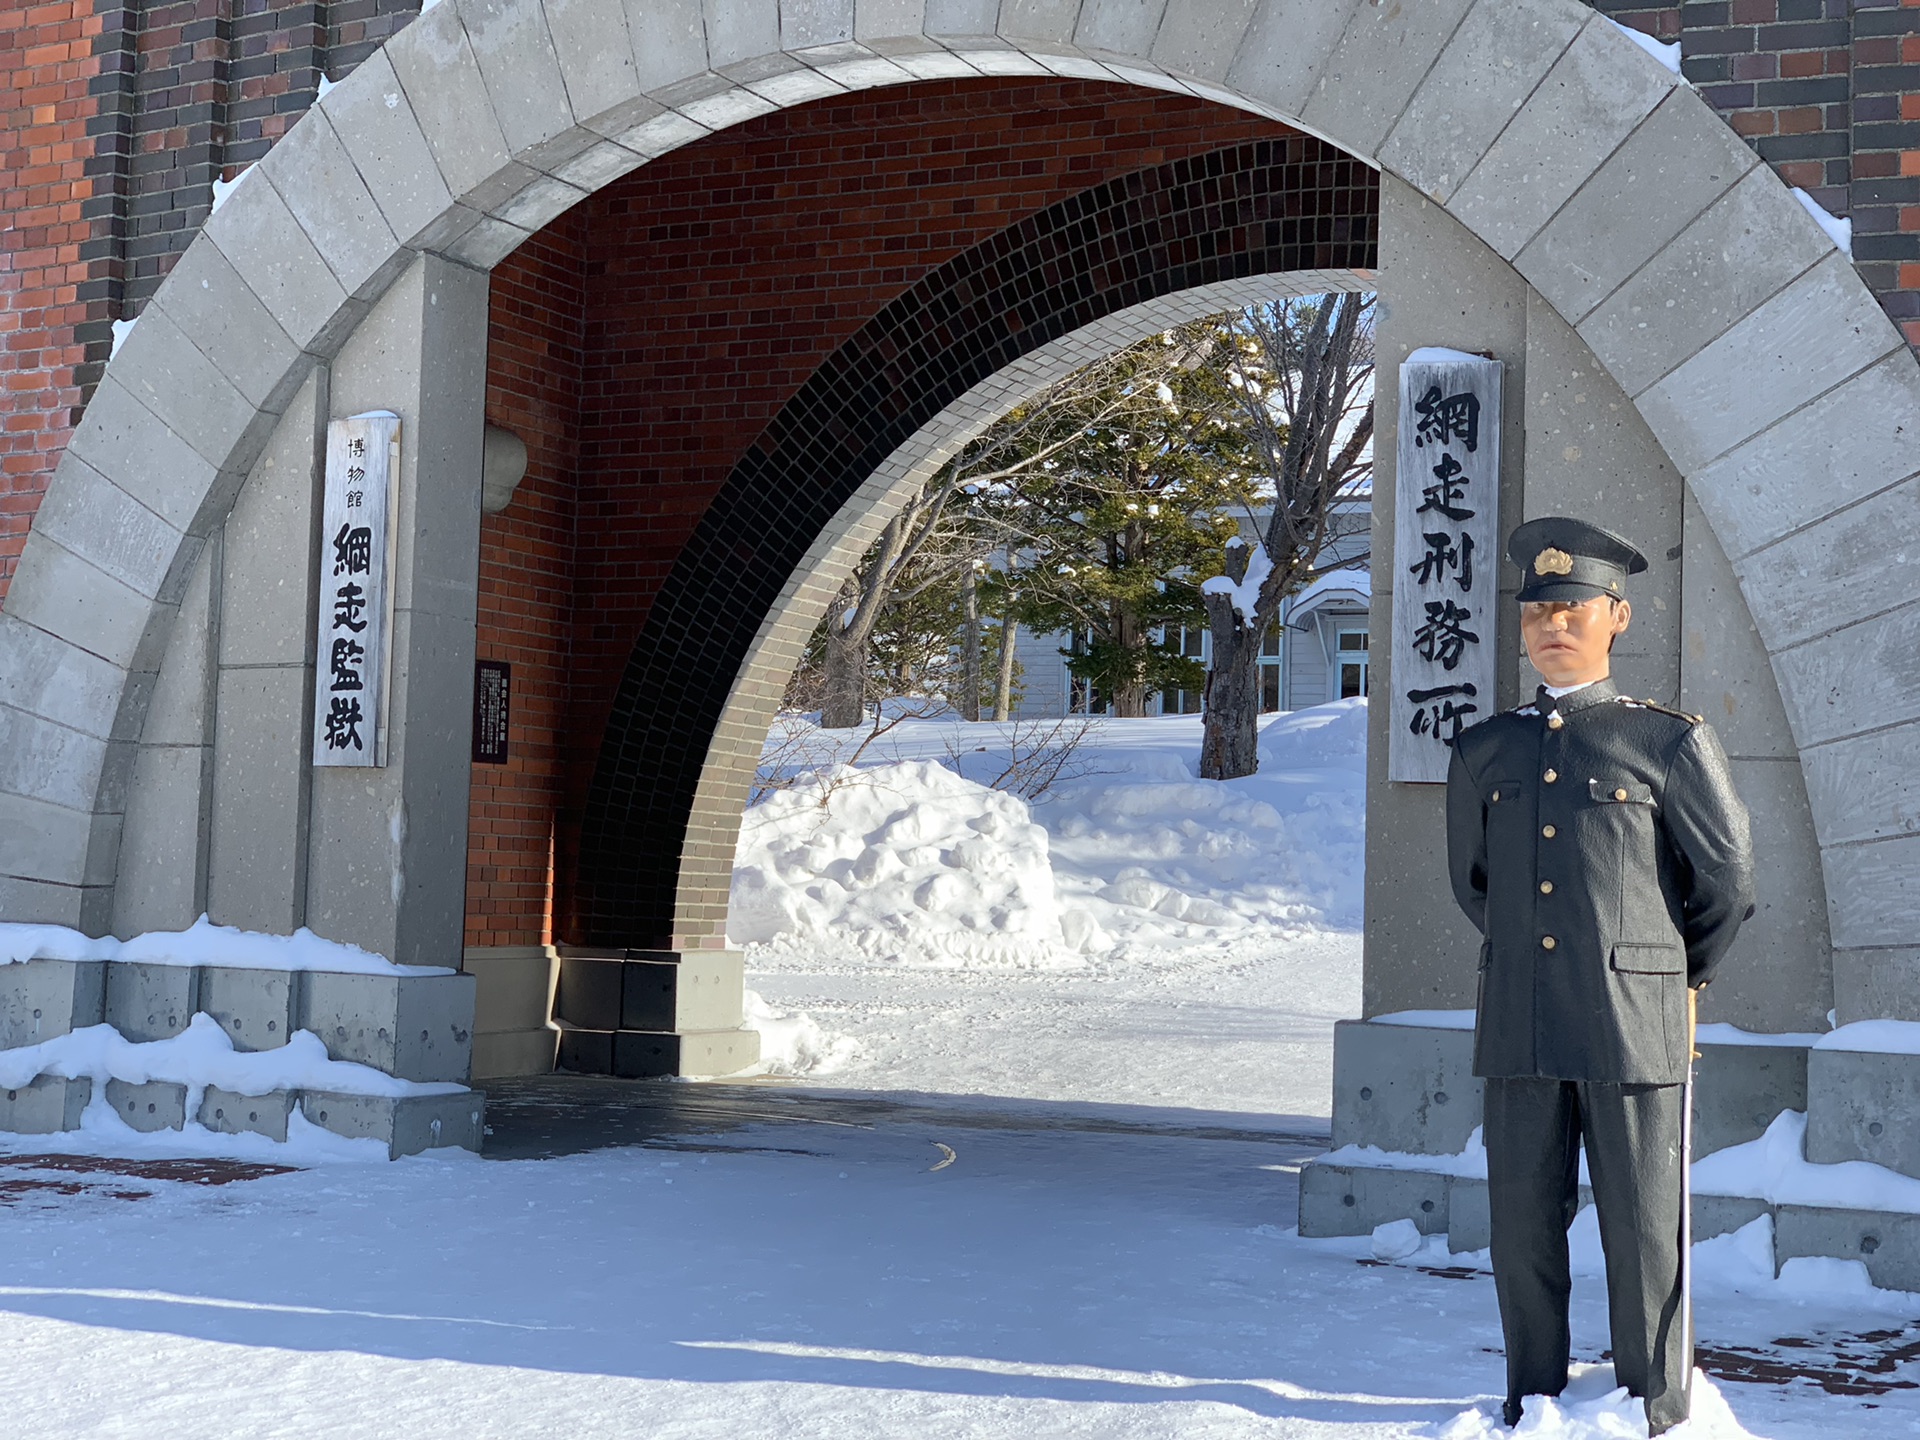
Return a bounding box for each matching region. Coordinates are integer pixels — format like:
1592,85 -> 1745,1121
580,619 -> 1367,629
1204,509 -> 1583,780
0,915 -> 453,976
0,1015 -> 464,1100
740,989 -> 859,1078
1436,1364 -> 1759,1438
1693,1109 -> 1920,1213
735,702 -> 1368,968
732,759 -> 1076,968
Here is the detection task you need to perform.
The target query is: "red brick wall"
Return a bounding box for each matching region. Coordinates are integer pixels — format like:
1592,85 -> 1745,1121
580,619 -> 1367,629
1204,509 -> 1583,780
466,78 -> 1297,946
468,213 -> 587,949
0,0 -> 106,598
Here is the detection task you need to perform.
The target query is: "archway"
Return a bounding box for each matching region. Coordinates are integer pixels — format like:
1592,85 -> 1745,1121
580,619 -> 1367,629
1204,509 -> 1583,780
1,0 -> 1912,1034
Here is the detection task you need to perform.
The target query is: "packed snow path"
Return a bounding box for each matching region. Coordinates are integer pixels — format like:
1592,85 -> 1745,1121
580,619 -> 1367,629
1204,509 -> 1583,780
3,1088 -> 1917,1438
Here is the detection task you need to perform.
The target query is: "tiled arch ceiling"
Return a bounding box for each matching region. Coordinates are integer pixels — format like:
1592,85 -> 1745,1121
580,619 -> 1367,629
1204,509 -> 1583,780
569,135 -> 1378,948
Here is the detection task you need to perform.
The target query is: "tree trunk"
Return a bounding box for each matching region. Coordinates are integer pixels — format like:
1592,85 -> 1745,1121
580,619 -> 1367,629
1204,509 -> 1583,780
1199,594 -> 1261,779
1199,544 -> 1263,780
821,576 -> 868,729
960,564 -> 981,721
1110,604 -> 1147,717
993,610 -> 1018,722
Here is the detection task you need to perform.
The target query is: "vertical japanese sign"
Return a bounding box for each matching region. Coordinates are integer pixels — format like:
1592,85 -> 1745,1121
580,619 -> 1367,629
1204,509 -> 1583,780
473,660 -> 511,764
311,411 -> 400,767
1390,351 -> 1501,783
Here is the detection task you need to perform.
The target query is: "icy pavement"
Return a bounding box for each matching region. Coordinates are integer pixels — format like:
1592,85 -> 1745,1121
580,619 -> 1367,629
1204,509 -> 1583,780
2,1088 -> 1917,1438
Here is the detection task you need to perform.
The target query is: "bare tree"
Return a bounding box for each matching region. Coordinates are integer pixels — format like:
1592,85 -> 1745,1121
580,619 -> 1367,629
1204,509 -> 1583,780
1200,293 -> 1375,780
816,357 -> 1183,728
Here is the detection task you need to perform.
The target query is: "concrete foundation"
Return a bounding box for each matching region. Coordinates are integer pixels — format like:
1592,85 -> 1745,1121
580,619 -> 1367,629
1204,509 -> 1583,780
1805,1047 -> 1920,1179
198,1086 -> 295,1141
104,1078 -> 188,1132
1330,1020 -> 1481,1156
556,1024 -> 760,1080
300,970 -> 477,1083
197,965 -> 297,1051
0,1074 -> 92,1133
463,944 -> 557,1079
298,1087 -> 486,1159
0,958 -> 106,1049
552,949 -> 757,1079
103,961 -> 197,1043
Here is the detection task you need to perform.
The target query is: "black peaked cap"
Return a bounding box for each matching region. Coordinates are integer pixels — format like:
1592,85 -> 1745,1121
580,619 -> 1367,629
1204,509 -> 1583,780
1506,515 -> 1648,603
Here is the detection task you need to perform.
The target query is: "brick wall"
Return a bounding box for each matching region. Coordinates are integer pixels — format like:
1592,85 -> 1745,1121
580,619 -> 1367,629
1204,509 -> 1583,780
468,213 -> 586,949
1595,0 -> 1920,347
0,0 -> 109,595
467,79 -> 1300,946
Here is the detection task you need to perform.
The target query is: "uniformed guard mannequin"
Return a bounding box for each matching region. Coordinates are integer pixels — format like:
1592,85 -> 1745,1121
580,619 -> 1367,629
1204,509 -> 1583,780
1445,516 -> 1755,1435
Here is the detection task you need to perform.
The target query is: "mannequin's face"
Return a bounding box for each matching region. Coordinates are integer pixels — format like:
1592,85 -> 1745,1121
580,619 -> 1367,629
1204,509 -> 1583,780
1521,594 -> 1631,688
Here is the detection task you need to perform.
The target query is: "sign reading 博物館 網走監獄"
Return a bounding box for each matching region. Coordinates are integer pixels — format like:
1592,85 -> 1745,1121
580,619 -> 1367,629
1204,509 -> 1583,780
311,411 -> 400,768
1389,350 -> 1501,784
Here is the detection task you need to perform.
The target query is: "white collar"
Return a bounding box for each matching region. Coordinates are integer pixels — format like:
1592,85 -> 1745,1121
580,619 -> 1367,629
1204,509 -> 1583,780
1543,679 -> 1603,699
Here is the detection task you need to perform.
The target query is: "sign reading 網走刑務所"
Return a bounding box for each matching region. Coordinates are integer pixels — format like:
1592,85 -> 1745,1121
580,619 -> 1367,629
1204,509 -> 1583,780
1389,350 -> 1501,784
311,411 -> 400,767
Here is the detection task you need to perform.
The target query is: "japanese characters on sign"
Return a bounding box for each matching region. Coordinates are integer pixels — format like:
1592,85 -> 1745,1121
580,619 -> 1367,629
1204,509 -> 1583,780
311,412 -> 400,767
1390,351 -> 1502,783
473,660 -> 511,765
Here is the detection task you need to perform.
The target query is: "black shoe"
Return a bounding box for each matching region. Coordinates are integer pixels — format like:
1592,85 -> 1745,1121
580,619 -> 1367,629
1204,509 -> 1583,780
1502,1396 -> 1524,1428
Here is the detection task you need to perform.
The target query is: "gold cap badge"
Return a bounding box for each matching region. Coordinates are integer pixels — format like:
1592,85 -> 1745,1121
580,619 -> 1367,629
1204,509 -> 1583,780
1533,547 -> 1574,576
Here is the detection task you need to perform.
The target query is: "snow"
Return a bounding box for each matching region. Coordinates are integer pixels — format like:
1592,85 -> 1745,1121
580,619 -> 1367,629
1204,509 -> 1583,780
1287,564 -> 1371,618
1200,536 -> 1274,626
1792,188 -> 1853,256
3,702 -> 1916,1436
208,167 -> 250,213
738,705 -> 1367,1118
0,914 -> 454,975
0,1015 -> 464,1102
1693,1110 -> 1920,1214
1697,1023 -> 1823,1049
1322,1126 -> 1489,1180
1373,1008 -> 1475,1030
732,759 -> 1076,968
1813,1018 -> 1920,1054
1608,18 -> 1684,75
1405,346 -> 1492,366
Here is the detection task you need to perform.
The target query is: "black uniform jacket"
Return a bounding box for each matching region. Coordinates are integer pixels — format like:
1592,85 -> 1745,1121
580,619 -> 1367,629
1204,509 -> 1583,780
1445,678 -> 1755,1085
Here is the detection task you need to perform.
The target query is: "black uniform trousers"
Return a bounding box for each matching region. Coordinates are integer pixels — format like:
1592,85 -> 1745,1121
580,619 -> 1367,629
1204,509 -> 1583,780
1484,1076 -> 1689,1433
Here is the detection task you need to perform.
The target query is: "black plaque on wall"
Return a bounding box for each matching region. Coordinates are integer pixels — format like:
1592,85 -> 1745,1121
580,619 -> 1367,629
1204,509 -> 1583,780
473,660 -> 511,764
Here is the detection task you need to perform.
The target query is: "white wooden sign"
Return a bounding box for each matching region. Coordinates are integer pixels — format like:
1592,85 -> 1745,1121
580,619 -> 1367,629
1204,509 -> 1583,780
1389,349 -> 1501,783
311,411 -> 400,767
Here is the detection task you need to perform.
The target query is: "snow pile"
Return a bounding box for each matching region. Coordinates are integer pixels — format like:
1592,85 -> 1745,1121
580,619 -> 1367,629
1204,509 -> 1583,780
0,915 -> 453,976
1435,1364 -> 1758,1438
737,701 -> 1369,968
1323,1124 -> 1489,1180
0,1016 -> 466,1166
1693,1109 -> 1920,1213
731,759 -> 1076,969
0,1016 -> 463,1101
1814,1018 -> 1920,1054
741,989 -> 859,1078
1040,700 -> 1368,949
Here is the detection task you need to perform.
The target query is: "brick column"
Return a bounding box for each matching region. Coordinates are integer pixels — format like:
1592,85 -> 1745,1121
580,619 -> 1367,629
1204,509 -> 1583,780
1852,0 -> 1920,349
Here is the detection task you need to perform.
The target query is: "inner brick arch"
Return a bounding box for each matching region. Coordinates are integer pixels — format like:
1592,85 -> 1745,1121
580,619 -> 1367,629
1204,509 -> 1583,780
561,135 -> 1377,948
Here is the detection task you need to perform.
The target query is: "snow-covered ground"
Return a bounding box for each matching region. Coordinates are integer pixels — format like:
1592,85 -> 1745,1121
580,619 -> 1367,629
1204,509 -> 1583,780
736,705 -> 1367,1121
6,702 -> 1920,1436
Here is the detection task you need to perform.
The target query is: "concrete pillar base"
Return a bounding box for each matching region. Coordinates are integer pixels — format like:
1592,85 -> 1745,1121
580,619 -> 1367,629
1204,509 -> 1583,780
549,947 -> 758,1078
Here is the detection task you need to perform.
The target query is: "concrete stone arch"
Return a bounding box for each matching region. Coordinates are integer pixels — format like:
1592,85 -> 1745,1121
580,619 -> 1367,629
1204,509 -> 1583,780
1,0 -> 1915,1016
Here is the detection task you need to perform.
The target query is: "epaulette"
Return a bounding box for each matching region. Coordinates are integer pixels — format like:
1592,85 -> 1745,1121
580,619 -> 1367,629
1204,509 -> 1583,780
1627,697 -> 1703,725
